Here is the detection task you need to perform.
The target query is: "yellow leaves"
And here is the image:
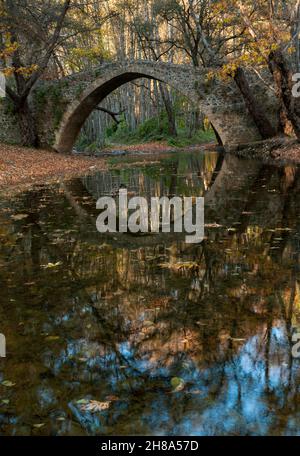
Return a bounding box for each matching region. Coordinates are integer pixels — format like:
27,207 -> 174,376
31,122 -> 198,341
2,67 -> 14,77
1,64 -> 39,79
219,62 -> 238,79
69,45 -> 110,63
206,70 -> 216,82
159,261 -> 200,273
0,31 -> 38,78
0,41 -> 19,59
45,335 -> 60,342
15,64 -> 39,77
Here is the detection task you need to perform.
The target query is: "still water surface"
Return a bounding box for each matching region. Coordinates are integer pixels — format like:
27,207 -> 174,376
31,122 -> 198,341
1,150 -> 300,435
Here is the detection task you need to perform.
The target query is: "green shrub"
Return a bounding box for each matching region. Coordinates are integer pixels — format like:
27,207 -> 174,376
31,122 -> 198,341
106,112 -> 215,147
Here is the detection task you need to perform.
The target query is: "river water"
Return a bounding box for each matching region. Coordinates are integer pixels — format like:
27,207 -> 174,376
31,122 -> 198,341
0,149 -> 300,436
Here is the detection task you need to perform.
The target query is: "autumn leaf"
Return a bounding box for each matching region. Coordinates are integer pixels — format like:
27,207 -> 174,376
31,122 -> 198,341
45,335 -> 60,342
80,400 -> 111,413
2,380 -> 16,387
42,262 -> 62,269
171,377 -> 185,392
11,214 -> 29,221
106,395 -> 119,402
76,399 -> 89,405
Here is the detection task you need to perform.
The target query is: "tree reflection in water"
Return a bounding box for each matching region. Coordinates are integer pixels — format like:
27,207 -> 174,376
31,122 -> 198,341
0,150 -> 300,436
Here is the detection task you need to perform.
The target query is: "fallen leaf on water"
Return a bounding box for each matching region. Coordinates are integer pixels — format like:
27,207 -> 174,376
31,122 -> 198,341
143,320 -> 154,327
159,262 -> 200,272
1,399 -> 10,405
42,262 -> 62,269
106,395 -> 119,402
2,380 -> 16,387
171,377 -> 185,392
80,400 -> 111,413
76,399 -> 89,405
33,423 -> 45,429
45,335 -> 60,342
11,214 -> 29,221
204,223 -> 223,228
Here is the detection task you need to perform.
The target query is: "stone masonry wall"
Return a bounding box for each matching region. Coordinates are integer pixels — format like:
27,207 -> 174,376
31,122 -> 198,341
0,99 -> 21,145
0,60 -> 280,152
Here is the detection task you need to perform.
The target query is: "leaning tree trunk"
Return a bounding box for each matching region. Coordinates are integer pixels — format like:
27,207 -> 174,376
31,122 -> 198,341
268,50 -> 300,140
159,84 -> 177,137
234,67 -> 278,139
17,99 -> 40,148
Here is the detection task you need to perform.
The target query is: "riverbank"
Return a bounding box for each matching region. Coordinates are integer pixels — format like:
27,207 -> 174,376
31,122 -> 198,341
0,141 -> 216,192
0,143 -> 107,192
1,138 -> 300,194
230,137 -> 300,165
80,140 -> 215,156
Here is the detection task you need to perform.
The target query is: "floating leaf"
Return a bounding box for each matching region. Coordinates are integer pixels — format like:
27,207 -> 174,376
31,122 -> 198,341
45,335 -> 60,342
106,395 -> 119,402
33,423 -> 45,429
42,262 -> 62,269
143,320 -> 154,327
11,214 -> 29,221
2,380 -> 16,387
80,400 -> 111,413
76,399 -> 89,405
1,399 -> 10,405
171,377 -> 185,392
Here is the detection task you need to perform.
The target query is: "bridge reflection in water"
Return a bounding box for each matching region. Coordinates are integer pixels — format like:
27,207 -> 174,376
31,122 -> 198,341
0,149 -> 300,436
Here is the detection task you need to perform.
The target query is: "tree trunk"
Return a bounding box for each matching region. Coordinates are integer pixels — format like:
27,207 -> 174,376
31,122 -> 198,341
17,99 -> 40,147
268,50 -> 300,140
234,67 -> 278,139
159,85 -> 177,136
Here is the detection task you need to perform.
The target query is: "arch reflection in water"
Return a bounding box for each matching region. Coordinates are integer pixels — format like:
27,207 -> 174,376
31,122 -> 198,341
0,150 -> 300,436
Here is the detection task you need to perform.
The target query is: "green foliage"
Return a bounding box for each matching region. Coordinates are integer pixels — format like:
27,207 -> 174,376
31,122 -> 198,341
76,134 -> 102,152
2,98 -> 16,116
106,111 -> 215,147
35,87 -> 48,109
167,129 -> 215,147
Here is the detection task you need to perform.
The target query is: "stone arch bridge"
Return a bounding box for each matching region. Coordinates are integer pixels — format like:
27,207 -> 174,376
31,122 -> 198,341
0,60 -> 279,153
